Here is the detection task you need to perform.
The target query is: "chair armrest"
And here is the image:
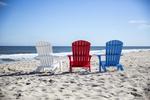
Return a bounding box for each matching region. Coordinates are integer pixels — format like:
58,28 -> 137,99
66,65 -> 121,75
97,55 -> 101,61
89,55 -> 92,58
97,55 -> 102,66
89,55 -> 92,61
67,55 -> 73,61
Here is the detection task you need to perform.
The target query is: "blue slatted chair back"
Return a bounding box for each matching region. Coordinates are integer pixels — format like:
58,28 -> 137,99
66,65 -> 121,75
105,40 -> 123,66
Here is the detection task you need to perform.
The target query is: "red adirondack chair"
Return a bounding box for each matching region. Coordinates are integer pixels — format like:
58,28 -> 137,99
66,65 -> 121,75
68,40 -> 91,72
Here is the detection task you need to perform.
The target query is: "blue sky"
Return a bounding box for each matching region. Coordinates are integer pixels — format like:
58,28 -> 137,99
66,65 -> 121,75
0,0 -> 150,46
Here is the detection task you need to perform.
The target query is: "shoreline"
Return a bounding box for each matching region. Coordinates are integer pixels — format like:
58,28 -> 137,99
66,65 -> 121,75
0,49 -> 150,64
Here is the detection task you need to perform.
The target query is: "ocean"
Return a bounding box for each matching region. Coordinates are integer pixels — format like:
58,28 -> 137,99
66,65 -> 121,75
1,46 -> 150,54
0,46 -> 150,64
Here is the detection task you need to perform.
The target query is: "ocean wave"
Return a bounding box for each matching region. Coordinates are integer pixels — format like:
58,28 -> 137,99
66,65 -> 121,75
0,49 -> 150,63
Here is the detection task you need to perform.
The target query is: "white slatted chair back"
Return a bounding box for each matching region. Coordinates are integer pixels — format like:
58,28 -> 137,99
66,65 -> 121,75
36,41 -> 54,68
36,41 -> 53,56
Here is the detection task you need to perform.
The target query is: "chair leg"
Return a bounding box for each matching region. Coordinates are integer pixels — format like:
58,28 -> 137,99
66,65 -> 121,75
102,65 -> 107,72
89,66 -> 91,72
120,65 -> 124,71
70,66 -> 72,73
117,64 -> 124,71
98,55 -> 102,72
99,65 -> 101,72
35,66 -> 43,72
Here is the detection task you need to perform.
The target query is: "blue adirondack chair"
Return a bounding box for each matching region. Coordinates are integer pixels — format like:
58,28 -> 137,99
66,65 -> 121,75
98,40 -> 124,72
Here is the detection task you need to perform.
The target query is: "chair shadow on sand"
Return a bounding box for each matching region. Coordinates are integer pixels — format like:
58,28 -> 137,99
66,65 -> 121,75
0,70 -> 103,77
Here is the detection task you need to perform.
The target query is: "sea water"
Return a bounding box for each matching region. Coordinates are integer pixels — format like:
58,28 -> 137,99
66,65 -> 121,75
0,46 -> 150,64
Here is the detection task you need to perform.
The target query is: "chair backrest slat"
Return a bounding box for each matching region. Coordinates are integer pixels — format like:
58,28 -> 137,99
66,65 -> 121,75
106,40 -> 123,66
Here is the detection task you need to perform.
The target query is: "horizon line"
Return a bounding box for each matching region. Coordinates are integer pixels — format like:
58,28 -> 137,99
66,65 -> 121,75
0,45 -> 150,47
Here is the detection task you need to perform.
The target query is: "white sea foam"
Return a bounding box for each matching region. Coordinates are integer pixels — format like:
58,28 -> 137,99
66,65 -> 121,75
0,49 -> 150,63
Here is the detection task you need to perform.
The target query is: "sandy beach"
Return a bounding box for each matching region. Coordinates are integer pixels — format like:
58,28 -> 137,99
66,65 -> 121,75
0,51 -> 150,100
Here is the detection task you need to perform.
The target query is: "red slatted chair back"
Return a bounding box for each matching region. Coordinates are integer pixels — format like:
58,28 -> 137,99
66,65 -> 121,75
72,40 -> 91,66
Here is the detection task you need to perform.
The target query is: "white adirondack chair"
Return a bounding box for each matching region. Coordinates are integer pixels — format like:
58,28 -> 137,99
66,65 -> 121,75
35,41 -> 60,72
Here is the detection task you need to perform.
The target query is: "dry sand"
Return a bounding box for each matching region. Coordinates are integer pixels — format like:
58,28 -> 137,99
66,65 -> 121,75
0,51 -> 150,100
